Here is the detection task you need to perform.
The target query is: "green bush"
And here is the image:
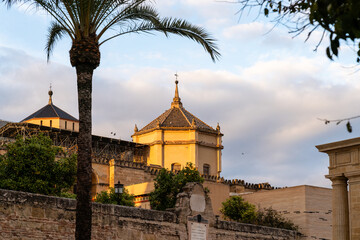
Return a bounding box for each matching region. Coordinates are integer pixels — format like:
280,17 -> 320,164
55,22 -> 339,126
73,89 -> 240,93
94,187 -> 135,207
0,134 -> 76,196
59,191 -> 77,199
220,196 -> 257,223
220,196 -> 299,231
150,162 -> 203,211
256,207 -> 298,231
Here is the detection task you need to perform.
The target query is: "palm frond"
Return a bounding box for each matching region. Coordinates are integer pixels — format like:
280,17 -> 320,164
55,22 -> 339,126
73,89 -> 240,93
2,0 -> 18,8
9,0 -> 220,62
95,0 -> 148,38
45,21 -> 67,61
100,17 -> 220,62
32,0 -> 76,37
157,18 -> 220,61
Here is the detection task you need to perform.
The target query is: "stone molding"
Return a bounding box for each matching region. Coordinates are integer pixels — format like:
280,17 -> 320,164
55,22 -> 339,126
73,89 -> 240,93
103,160 -> 276,190
145,139 -> 224,149
215,220 -> 302,238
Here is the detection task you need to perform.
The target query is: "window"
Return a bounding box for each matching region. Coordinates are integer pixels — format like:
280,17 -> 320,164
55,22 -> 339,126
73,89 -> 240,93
203,164 -> 210,176
73,123 -> 75,131
171,163 -> 181,171
40,120 -> 43,126
65,121 -> 67,129
50,120 -> 52,127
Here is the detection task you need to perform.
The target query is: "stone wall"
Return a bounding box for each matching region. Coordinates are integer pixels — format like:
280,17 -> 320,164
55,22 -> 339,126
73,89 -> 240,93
115,163 -> 156,186
211,220 -> 301,240
242,185 -> 332,240
0,188 -> 302,240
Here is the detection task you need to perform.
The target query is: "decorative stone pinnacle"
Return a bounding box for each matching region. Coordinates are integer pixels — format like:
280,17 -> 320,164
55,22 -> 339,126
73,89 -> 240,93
48,84 -> 53,105
134,124 -> 138,132
171,74 -> 182,108
191,118 -> 197,128
216,123 -> 220,132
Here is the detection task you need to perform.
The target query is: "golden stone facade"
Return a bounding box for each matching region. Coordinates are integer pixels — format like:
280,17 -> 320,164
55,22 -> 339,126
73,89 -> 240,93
0,79 -> 335,239
132,80 -> 223,176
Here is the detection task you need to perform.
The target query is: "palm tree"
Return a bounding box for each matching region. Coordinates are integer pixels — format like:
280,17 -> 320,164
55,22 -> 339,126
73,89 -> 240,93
6,1 -> 220,239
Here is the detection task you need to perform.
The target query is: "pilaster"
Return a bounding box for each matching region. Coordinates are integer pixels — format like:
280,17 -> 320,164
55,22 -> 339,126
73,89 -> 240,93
346,172 -> 360,240
109,159 -> 115,188
216,134 -> 222,176
330,175 -> 349,240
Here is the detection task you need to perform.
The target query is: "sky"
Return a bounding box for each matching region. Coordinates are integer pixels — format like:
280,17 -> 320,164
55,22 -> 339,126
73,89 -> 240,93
1,0 -> 360,188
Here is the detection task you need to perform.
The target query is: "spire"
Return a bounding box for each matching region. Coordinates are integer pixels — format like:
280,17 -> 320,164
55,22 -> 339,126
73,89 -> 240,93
171,73 -> 182,108
48,84 -> 53,105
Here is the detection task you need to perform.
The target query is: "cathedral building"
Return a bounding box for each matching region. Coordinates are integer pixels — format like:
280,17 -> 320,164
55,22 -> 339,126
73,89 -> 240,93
21,87 -> 79,132
0,78 -> 332,239
132,80 -> 223,177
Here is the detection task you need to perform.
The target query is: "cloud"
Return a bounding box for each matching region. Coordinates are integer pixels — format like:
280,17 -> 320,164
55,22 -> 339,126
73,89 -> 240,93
1,42 -> 357,189
155,0 -> 236,30
0,46 -> 77,122
223,22 -> 273,40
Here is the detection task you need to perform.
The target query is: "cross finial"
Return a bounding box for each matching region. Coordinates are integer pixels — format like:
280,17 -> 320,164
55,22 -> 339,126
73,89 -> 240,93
175,73 -> 178,84
171,73 -> 182,108
48,84 -> 53,105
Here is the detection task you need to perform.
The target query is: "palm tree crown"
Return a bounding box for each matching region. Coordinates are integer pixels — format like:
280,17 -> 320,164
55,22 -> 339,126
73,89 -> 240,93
38,0 -> 220,64
3,1 -> 220,240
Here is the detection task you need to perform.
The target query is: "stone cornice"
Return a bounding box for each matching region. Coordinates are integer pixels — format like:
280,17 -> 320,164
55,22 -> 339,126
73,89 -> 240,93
145,140 -> 224,149
132,127 -> 221,137
316,137 -> 360,152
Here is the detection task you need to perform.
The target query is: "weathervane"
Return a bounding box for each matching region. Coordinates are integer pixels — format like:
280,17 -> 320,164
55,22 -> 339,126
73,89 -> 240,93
48,83 -> 53,105
175,72 -> 179,84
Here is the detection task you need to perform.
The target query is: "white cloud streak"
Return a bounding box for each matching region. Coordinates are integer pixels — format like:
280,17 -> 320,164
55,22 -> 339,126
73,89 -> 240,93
1,46 -> 358,189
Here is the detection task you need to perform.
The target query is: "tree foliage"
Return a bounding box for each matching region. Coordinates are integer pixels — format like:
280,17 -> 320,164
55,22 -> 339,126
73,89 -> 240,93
256,207 -> 298,231
150,163 -> 204,211
238,0 -> 360,62
94,187 -> 135,207
0,134 -> 77,196
220,196 -> 298,231
220,196 -> 257,223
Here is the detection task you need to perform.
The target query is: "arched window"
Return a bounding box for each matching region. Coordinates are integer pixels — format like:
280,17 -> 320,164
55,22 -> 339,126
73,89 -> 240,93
65,121 -> 67,129
171,163 -> 181,171
50,120 -> 52,127
40,120 -> 43,126
203,164 -> 210,175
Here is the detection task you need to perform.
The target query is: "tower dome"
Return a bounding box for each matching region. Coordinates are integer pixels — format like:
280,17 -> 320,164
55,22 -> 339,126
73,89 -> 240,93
132,76 -> 223,177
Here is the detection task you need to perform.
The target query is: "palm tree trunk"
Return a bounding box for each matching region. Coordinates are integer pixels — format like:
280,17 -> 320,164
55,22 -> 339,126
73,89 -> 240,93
75,64 -> 94,240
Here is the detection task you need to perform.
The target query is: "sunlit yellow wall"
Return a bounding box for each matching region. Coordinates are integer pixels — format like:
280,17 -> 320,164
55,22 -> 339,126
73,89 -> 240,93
126,182 -> 154,209
133,131 -> 156,143
163,144 -> 193,170
163,130 -> 192,141
133,128 -> 222,176
198,133 -> 217,145
198,145 -> 218,176
24,118 -> 79,132
126,181 -> 154,196
59,119 -> 79,131
24,118 -> 59,128
149,144 -> 163,166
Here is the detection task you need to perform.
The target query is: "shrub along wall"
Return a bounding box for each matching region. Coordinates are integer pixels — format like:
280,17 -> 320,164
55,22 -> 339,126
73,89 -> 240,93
0,189 -> 302,240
